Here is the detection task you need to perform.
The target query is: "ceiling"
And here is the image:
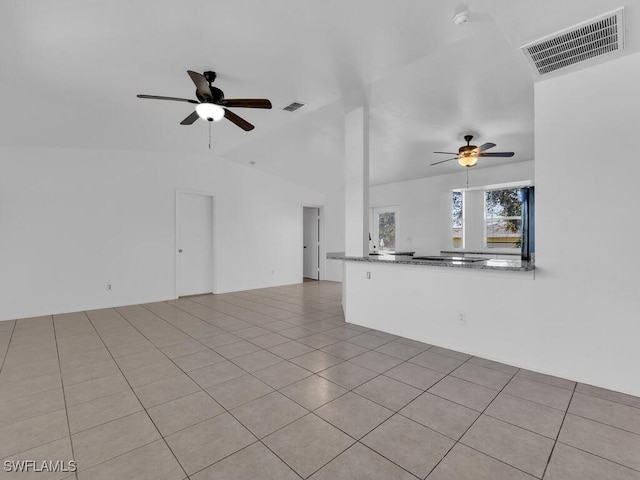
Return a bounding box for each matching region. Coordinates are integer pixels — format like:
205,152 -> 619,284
2,0 -> 638,192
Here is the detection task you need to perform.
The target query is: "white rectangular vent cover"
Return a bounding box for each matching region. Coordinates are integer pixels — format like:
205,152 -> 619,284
283,102 -> 305,112
522,8 -> 624,76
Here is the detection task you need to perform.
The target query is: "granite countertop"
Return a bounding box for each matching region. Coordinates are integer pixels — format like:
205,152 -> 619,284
327,252 -> 534,271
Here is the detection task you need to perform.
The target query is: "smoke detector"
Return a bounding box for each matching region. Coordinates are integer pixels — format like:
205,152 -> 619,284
453,5 -> 469,26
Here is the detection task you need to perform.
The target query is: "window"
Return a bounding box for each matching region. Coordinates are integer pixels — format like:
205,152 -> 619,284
452,191 -> 463,248
485,188 -> 523,248
371,206 -> 398,252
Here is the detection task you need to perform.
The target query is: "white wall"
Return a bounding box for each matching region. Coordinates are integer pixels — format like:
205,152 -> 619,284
370,162 -> 534,254
0,146 -> 323,321
344,51 -> 640,396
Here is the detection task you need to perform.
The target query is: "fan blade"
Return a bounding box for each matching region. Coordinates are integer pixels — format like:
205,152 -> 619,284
478,142 -> 496,152
433,151 -> 459,155
431,157 -> 459,166
221,99 -> 272,109
187,70 -> 213,100
224,108 -> 254,131
137,94 -> 198,104
478,152 -> 514,157
180,110 -> 200,125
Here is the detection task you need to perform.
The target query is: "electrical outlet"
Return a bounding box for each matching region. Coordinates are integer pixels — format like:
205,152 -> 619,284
458,313 -> 466,325
366,272 -> 371,279
107,284 -> 112,291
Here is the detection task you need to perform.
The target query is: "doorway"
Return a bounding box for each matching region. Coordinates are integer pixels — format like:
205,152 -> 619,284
176,191 -> 214,297
303,206 -> 320,281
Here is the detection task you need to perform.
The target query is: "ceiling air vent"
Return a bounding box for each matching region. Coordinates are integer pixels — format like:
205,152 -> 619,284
521,8 -> 624,76
283,102 -> 305,112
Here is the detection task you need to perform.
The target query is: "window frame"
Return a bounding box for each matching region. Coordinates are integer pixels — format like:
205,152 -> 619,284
483,187 -> 524,251
371,205 -> 400,253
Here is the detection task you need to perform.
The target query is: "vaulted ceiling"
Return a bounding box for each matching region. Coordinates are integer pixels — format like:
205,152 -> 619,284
2,0 -> 638,191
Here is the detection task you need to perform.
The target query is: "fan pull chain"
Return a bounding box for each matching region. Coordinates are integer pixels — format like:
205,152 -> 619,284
466,168 -> 469,189
208,121 -> 212,149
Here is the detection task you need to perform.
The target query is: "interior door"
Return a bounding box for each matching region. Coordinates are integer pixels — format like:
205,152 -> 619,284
178,193 -> 213,296
303,207 -> 319,279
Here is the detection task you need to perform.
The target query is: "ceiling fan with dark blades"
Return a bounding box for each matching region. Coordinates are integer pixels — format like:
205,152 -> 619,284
431,135 -> 514,167
137,70 -> 272,131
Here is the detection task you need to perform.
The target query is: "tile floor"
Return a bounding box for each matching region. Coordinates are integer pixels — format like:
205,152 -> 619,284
0,281 -> 639,479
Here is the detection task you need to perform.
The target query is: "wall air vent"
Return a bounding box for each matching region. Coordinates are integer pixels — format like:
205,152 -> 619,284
521,8 -> 624,77
283,102 -> 306,112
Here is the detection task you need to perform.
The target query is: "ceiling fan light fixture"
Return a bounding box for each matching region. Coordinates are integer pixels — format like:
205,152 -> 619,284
458,154 -> 478,167
196,103 -> 225,122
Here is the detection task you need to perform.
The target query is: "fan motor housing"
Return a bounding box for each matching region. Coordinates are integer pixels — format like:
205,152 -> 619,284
196,86 -> 224,104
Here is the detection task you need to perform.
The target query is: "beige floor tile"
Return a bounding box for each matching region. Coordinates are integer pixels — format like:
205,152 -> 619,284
354,375 -> 421,411
468,356 -> 520,375
308,442 -> 415,480
320,341 -> 368,360
72,411 -> 159,470
362,414 -> 454,478
161,340 -> 207,359
558,413 -> 640,471
429,376 -> 499,412
148,391 -> 224,436
232,391 -> 308,438
266,340 -> 315,359
503,377 -> 573,411
77,440 -> 184,480
206,375 -> 273,410
68,389 -> 142,433
428,443 -> 537,480
347,333 -> 390,349
318,362 -> 378,390
172,349 -> 225,372
0,437 -> 74,480
213,340 -> 262,359
290,351 -> 343,373
374,340 -> 425,360
134,374 -> 200,409
165,413 -> 255,475
59,349 -> 112,372
0,410 -> 68,458
0,388 -> 65,428
451,362 -> 514,390
349,351 -> 402,374
401,392 -> 479,440
0,372 -> 61,404
485,392 -> 565,439
516,369 -> 576,391
252,361 -> 312,389
190,442 -> 299,480
263,414 -> 355,478
64,373 -> 130,407
116,350 -> 169,373
61,360 -> 120,386
575,383 -> 640,409
124,361 -> 183,388
461,415 -> 554,478
409,350 -> 465,374
384,362 -> 444,390
188,361 -> 246,389
545,442 -> 640,480
280,375 -> 347,410
232,350 -> 283,373
316,392 -> 393,439
569,392 -> 640,435
247,332 -> 290,349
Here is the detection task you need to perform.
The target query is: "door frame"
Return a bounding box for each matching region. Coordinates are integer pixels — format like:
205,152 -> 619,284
175,189 -> 216,298
301,204 -> 324,282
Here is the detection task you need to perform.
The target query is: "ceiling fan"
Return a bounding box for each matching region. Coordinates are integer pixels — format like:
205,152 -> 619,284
137,70 -> 272,131
431,135 -> 514,167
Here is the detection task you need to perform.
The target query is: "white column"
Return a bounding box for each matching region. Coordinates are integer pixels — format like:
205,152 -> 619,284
344,106 -> 369,256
